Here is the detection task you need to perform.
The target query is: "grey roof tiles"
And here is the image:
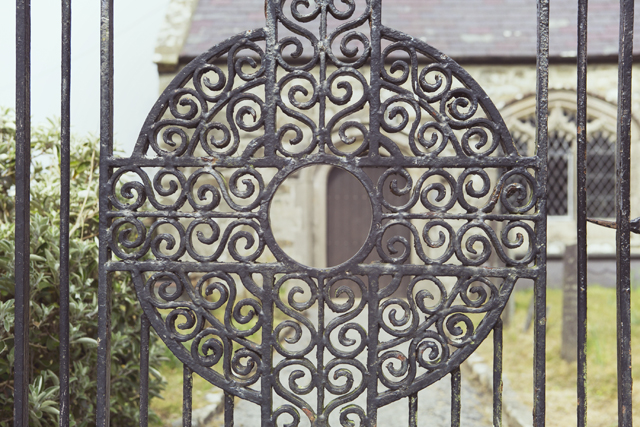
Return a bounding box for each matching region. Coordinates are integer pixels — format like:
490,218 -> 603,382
180,0 -> 640,61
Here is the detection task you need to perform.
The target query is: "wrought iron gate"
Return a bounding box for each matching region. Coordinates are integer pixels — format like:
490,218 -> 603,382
9,0 -> 636,426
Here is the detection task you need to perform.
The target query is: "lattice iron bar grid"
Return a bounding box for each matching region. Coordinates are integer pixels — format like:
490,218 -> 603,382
7,1 -> 635,427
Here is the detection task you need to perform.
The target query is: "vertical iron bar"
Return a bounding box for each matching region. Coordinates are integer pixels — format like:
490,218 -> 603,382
535,1 -> 549,427
97,0 -> 114,425
493,319 -> 503,427
182,365 -> 193,427
369,0 -> 382,156
616,1 -> 634,426
224,391 -> 234,426
263,0 -> 277,158
367,0 -> 384,419
408,393 -> 418,427
14,0 -> 31,426
317,0 -> 327,153
139,314 -> 150,427
576,1 -> 588,426
59,1 -> 72,426
450,368 -> 461,427
260,272 -> 274,426
366,275 -> 380,426
316,276 -> 325,418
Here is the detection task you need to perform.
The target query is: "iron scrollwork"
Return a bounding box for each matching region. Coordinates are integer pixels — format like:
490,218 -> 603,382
105,0 -> 544,424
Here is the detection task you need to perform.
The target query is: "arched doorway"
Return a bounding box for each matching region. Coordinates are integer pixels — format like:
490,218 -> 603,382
326,167 -> 412,293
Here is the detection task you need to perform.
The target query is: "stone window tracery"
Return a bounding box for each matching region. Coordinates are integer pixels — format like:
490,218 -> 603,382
505,90 -> 617,219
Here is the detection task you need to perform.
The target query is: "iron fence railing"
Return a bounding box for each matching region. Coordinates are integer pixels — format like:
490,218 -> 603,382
9,1 -> 636,426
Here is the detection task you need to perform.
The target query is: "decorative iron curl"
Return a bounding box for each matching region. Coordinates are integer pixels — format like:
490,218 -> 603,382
272,405 -> 301,427
441,313 -> 476,346
185,219 -> 265,263
326,68 -> 370,156
325,277 -> 368,359
230,347 -> 261,386
273,359 -> 317,420
230,39 -> 266,82
118,3 -> 537,418
377,349 -> 413,390
273,274 -> 318,358
327,0 -> 358,20
109,218 -> 186,261
381,43 -> 413,85
454,220 -> 535,266
411,330 -> 450,370
276,71 -> 319,156
323,359 -> 367,420
146,272 -> 184,305
379,298 -> 417,337
338,405 -> 367,427
109,167 -> 180,211
457,276 -> 499,310
376,218 -> 457,265
456,168 -> 493,212
326,0 -> 372,68
191,329 -> 225,368
194,272 -> 233,311
499,169 -> 538,213
193,64 -> 227,102
408,275 -> 447,316
276,3 -> 319,71
165,307 -> 201,342
415,63 -> 453,103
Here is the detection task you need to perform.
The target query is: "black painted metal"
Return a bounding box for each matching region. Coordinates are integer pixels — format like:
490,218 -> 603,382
14,1 -> 31,426
616,1 -> 634,426
451,367 -> 461,427
493,319 -> 503,427
101,0 -> 545,424
59,1 -> 72,426
183,366 -> 193,426
576,2 -> 588,426
10,0 -> 636,425
97,0 -> 114,425
224,391 -> 235,426
534,1 -> 549,426
140,314 -> 151,427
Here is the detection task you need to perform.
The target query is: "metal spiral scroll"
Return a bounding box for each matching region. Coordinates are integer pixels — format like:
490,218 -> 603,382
106,0 -> 544,425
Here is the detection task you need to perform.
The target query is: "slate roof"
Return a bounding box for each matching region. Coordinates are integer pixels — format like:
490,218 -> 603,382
180,0 -> 640,62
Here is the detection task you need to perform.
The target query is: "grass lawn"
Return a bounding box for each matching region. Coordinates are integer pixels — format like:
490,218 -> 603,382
475,285 -> 640,427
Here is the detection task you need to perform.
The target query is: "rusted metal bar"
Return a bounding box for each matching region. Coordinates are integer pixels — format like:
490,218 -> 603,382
587,217 -> 640,234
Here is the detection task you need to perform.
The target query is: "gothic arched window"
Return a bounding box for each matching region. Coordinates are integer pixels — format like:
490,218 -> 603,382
504,90 -> 617,219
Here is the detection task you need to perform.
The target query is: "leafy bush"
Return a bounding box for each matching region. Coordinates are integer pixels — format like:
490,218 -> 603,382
0,109 -> 166,426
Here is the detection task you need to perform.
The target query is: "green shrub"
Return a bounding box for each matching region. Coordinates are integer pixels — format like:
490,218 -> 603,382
0,109 -> 166,426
